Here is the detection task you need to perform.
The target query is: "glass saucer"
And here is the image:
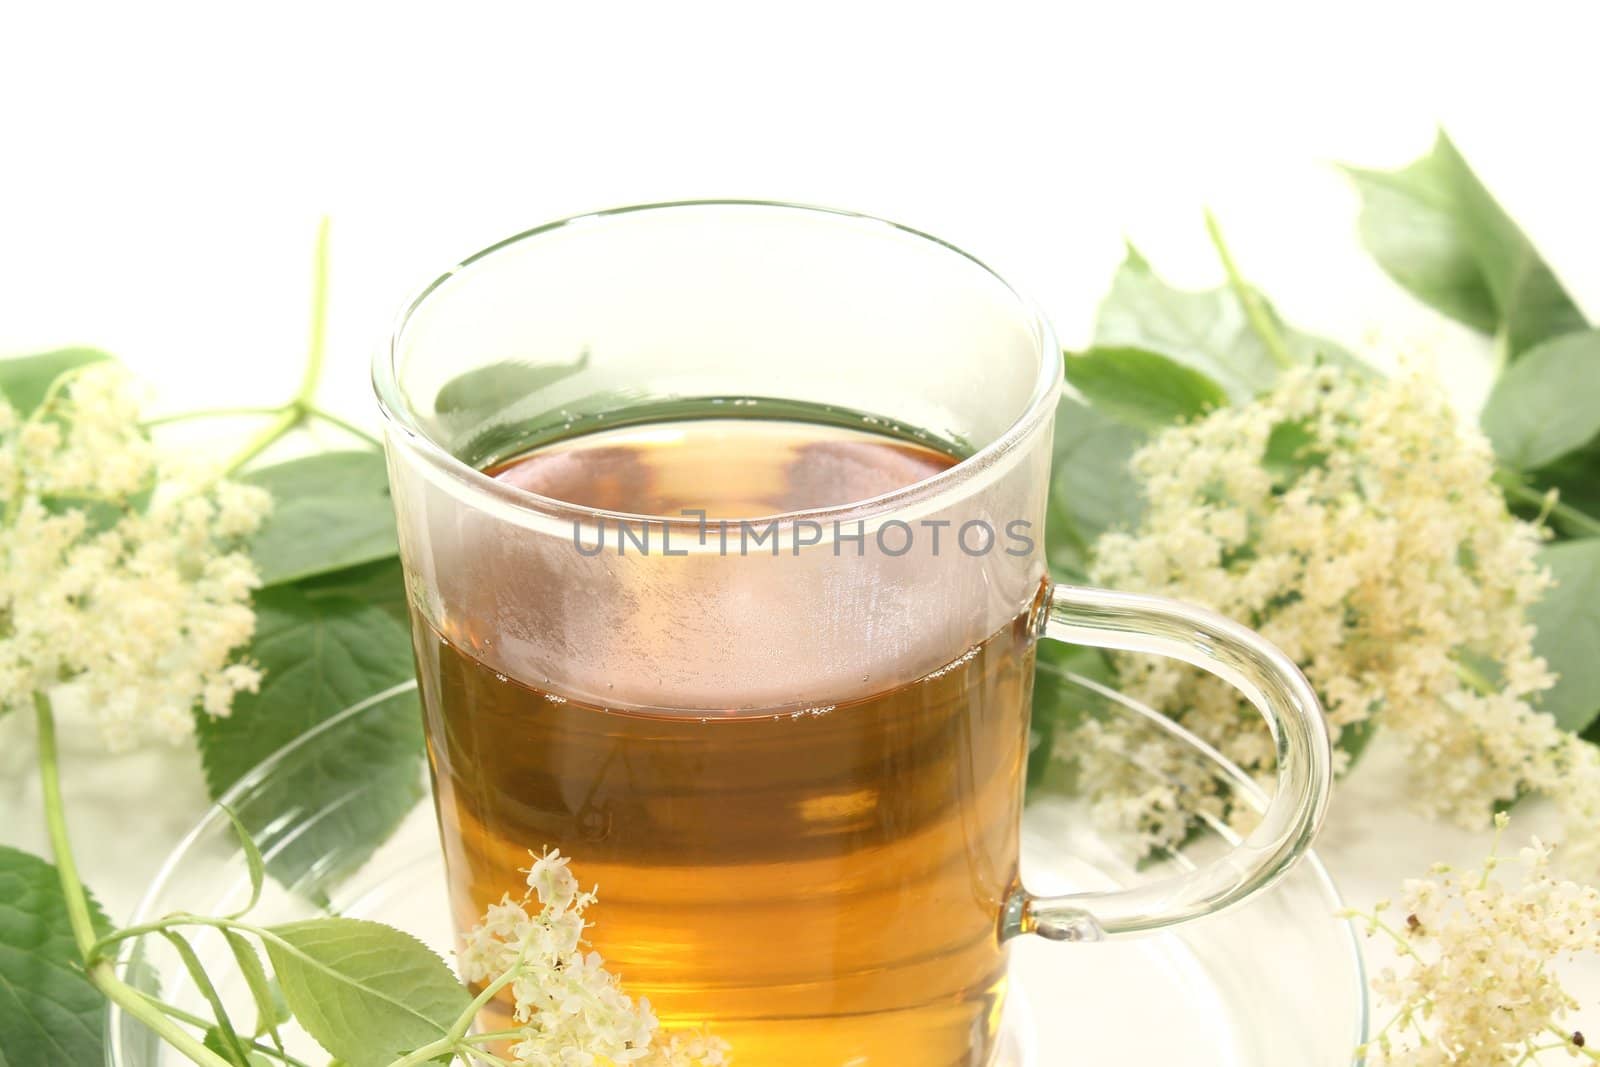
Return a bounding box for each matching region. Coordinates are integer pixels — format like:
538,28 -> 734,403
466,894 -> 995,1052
108,677 -> 1367,1066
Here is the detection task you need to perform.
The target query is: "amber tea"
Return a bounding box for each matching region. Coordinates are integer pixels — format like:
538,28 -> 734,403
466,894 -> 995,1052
412,418 -> 1038,1067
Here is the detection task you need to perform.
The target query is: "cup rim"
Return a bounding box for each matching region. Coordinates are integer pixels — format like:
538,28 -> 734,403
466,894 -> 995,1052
373,199 -> 1063,529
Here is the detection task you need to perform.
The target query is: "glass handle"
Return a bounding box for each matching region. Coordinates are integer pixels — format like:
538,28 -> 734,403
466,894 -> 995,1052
1005,583 -> 1333,942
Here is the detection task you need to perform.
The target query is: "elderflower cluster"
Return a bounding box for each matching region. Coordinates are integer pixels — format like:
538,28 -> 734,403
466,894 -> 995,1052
0,364 -> 271,748
1070,713 -> 1235,858
1078,363 -> 1600,862
1352,816 -> 1600,1066
458,849 -> 731,1067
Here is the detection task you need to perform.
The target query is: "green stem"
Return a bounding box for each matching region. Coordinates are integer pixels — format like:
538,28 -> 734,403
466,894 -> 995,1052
1544,1028 -> 1600,1061
34,693 -> 101,954
220,216 -> 333,475
307,406 -> 382,448
389,965 -> 529,1067
294,218 -> 330,409
387,1036 -> 461,1067
221,405 -> 303,475
148,997 -> 313,1067
460,1029 -> 527,1045
1204,209 -> 1295,370
142,406 -> 289,428
1496,471 -> 1600,538
34,693 -> 237,1067
450,966 -> 523,1041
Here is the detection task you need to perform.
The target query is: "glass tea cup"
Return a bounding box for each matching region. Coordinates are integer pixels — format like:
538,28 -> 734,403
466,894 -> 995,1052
374,201 -> 1332,1067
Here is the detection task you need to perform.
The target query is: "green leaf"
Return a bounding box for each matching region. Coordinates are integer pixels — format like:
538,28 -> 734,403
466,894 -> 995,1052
219,805 -> 266,919
1481,330 -> 1600,470
1093,244 -> 1349,401
1334,717 -> 1378,774
1027,643 -> 1117,790
0,347 -> 113,415
1345,132 -> 1586,357
1529,540 -> 1600,733
242,451 -> 399,586
203,1028 -> 274,1066
1062,347 -> 1228,430
297,556 -> 411,629
0,846 -> 111,1066
1046,396 -> 1146,580
1532,438 -> 1600,530
163,929 -> 252,1066
221,930 -> 285,1042
1262,418 -> 1329,489
194,587 -> 423,894
434,353 -> 591,418
261,917 -> 470,1067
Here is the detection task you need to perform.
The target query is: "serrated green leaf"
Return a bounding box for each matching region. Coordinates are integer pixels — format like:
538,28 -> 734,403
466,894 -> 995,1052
1046,395 -> 1146,580
1093,244 -> 1349,401
1063,347 -> 1228,430
242,451 -> 399,586
262,917 -> 469,1067
1529,540 -> 1600,734
163,929 -> 252,1066
297,556 -> 410,629
0,347 -> 113,415
0,846 -> 111,1066
221,929 -> 285,1043
1345,132 -> 1586,357
194,587 -> 423,895
1481,330 -> 1600,470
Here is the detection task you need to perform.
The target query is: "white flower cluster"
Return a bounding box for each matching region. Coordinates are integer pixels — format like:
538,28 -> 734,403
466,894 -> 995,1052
459,849 -> 731,1067
1069,713 -> 1235,859
1079,364 -> 1600,861
1353,816 -> 1600,1066
0,364 -> 271,748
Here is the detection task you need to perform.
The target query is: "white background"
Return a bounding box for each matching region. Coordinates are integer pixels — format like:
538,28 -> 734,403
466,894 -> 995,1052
3,0 -> 1600,1053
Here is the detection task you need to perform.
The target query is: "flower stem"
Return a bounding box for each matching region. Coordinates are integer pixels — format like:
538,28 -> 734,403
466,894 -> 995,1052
33,692 -> 237,1067
308,405 -> 382,448
1496,471 -> 1600,538
1543,1028 -> 1600,1061
1204,209 -> 1296,370
147,997 -> 313,1067
221,405 -> 303,474
220,216 -> 335,475
379,963 -> 532,1067
387,1036 -> 461,1067
294,217 -> 330,410
142,406 -> 289,428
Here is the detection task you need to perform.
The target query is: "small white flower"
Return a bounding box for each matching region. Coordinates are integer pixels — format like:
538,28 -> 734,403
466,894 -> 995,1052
1355,829 -> 1598,1065
0,365 -> 270,747
459,852 -> 730,1066
1078,361 -> 1600,871
527,847 -> 580,910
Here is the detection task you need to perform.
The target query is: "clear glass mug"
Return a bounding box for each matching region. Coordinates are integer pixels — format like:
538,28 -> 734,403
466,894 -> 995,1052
374,202 -> 1333,1067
